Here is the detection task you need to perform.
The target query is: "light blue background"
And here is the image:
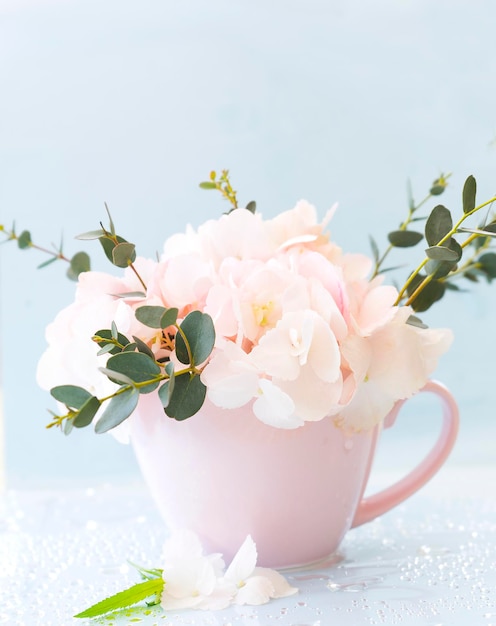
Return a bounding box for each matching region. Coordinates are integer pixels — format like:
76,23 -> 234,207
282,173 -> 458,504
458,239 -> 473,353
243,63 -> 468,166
1,0 -> 495,486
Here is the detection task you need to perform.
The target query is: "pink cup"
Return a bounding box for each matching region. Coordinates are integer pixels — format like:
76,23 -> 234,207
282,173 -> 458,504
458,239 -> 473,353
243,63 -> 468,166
130,379 -> 458,569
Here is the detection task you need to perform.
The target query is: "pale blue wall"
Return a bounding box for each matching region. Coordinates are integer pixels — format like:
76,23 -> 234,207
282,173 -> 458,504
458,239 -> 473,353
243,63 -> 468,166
1,0 -> 495,485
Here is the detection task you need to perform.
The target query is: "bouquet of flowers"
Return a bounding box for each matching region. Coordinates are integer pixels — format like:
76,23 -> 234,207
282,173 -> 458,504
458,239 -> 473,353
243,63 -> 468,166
3,170 -> 496,617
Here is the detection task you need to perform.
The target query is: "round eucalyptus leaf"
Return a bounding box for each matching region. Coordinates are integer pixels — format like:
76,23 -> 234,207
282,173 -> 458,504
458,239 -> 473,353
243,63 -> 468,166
425,245 -> 460,262
73,395 -> 101,428
51,385 -> 93,409
94,387 -> 139,434
112,242 -> 136,268
67,251 -> 91,281
175,311 -> 216,365
135,305 -> 168,328
164,372 -> 206,420
425,205 -> 453,246
17,230 -> 32,249
106,351 -> 161,393
478,252 -> 496,279
387,230 -> 423,247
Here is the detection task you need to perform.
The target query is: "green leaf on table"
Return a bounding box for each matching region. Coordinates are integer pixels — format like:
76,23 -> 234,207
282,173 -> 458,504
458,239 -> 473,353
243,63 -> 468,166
387,230 -> 423,247
66,251 -> 91,281
74,578 -> 164,619
17,230 -> 32,249
164,372 -> 207,420
462,174 -> 477,214
425,205 -> 453,246
51,385 -> 93,409
73,395 -> 101,428
94,386 -> 139,434
175,311 -> 215,365
106,351 -> 161,393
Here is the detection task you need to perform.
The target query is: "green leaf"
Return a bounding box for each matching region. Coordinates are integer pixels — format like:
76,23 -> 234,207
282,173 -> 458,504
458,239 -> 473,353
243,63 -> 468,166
478,252 -> 496,279
387,230 -> 423,247
17,230 -> 32,249
430,175 -> 448,196
462,175 -> 477,214
97,343 -> 116,356
425,245 -> 460,262
74,578 -> 164,619
73,395 -> 101,428
128,561 -> 163,581
132,335 -> 155,359
135,306 -> 178,329
63,418 -> 74,436
104,202 -> 116,236
245,200 -> 257,214
406,274 -> 446,313
425,237 -> 462,278
175,311 -> 216,365
37,256 -> 58,270
160,307 -> 179,329
99,367 -> 135,386
406,315 -> 428,329
199,181 -> 218,190
94,387 -> 139,434
106,351 -> 161,393
66,251 -> 91,281
164,372 -> 207,420
76,229 -> 107,241
112,241 -> 137,268
99,235 -> 131,264
158,363 -> 175,408
425,205 -> 453,246
93,328 -> 131,355
369,235 -> 379,263
51,385 -> 93,409
407,178 -> 415,211
111,291 -> 147,299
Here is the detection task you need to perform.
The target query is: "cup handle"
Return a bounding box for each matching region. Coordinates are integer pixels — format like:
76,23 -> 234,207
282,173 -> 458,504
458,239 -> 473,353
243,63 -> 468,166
351,380 -> 459,528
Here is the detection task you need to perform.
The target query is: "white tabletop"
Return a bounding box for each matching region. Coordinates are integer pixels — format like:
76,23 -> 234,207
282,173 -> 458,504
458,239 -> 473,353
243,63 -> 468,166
1,465 -> 495,626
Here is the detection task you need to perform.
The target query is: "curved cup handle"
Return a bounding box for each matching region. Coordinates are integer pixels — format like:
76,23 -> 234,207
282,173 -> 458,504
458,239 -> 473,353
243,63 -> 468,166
352,380 -> 459,528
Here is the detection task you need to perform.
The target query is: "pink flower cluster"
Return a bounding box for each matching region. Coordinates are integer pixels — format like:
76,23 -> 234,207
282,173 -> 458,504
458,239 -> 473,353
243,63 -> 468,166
37,201 -> 452,433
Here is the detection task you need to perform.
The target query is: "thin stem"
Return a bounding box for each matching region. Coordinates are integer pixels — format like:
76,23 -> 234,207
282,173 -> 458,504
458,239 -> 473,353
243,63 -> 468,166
128,262 -> 147,291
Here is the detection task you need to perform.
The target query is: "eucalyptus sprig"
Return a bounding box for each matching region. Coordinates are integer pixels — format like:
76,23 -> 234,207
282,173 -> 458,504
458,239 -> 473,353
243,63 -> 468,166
199,169 -> 257,214
46,305 -> 215,434
371,174 -> 496,313
0,223 -> 90,280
